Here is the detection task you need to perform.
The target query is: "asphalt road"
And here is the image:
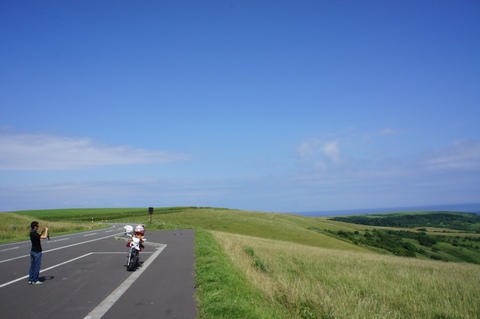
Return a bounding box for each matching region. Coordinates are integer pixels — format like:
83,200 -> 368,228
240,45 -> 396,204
0,224 -> 197,319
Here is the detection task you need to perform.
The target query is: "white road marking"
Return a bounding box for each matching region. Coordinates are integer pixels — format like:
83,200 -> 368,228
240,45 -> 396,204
84,233 -> 97,237
0,247 -> 19,252
84,243 -> 166,319
0,253 -> 92,288
0,233 -> 124,264
0,250 -> 158,289
93,252 -> 154,254
47,238 -> 70,243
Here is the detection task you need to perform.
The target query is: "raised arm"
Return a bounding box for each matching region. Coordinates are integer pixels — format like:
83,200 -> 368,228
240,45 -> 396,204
40,227 -> 49,239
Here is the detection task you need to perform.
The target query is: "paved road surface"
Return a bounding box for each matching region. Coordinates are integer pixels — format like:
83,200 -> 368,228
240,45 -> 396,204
0,225 -> 197,319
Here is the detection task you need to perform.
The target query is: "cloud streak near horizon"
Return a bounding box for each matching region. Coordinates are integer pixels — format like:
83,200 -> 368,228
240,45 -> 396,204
0,130 -> 478,212
0,133 -> 190,170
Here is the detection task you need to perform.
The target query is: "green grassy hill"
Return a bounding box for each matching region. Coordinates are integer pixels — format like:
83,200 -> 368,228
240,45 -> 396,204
4,207 -> 480,319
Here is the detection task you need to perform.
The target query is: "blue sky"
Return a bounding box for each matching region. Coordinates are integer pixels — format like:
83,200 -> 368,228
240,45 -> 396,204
1,1 -> 479,213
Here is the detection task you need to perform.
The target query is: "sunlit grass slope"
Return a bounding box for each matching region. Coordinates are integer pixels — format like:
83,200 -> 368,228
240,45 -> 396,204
150,207 -> 480,318
150,207 -> 369,252
212,231 -> 480,319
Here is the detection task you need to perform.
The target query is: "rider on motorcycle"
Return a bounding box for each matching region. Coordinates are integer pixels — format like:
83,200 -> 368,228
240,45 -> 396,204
127,224 -> 145,250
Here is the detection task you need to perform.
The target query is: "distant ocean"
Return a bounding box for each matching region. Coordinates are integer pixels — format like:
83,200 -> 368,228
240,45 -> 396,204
293,203 -> 480,217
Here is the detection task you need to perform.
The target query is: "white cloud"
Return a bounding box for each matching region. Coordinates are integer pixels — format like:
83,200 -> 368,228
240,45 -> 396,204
422,140 -> 480,171
0,133 -> 190,170
321,141 -> 340,163
379,128 -> 395,135
295,138 -> 341,169
295,139 -> 320,162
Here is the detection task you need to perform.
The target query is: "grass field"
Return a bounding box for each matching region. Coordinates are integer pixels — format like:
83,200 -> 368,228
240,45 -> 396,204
2,207 -> 480,318
0,212 -> 106,243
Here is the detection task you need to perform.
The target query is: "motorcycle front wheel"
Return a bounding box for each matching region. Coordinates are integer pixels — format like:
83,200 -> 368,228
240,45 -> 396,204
127,250 -> 137,271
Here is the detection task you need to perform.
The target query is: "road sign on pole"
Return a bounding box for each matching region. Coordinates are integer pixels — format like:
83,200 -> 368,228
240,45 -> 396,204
148,207 -> 153,226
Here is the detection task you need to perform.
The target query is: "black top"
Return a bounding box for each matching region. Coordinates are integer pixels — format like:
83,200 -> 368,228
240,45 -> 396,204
30,230 -> 42,253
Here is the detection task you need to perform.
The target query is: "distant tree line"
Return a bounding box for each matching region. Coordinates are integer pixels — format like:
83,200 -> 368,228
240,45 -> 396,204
330,212 -> 480,233
314,227 -> 480,263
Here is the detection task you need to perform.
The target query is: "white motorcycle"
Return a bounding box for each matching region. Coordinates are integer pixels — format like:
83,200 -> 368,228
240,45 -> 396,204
124,225 -> 146,271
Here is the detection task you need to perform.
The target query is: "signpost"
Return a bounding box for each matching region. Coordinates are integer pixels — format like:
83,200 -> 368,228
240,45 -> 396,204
148,207 -> 153,227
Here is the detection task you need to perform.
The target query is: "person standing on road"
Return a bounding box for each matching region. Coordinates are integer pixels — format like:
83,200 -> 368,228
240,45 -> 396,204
28,221 -> 48,285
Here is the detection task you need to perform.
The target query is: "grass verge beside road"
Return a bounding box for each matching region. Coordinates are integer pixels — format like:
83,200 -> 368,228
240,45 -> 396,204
195,229 -> 283,319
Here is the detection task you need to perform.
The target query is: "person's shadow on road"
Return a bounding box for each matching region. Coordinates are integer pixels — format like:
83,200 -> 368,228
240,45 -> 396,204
38,276 -> 55,282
